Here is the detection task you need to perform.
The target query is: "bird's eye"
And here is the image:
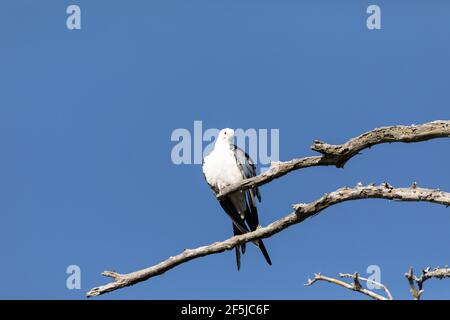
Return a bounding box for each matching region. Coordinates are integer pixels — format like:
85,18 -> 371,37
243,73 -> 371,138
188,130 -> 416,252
224,132 -> 227,135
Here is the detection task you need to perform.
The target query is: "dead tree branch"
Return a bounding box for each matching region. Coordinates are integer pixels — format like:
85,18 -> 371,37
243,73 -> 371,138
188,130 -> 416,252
217,120 -> 449,199
306,272 -> 393,300
405,266 -> 450,300
87,184 -> 450,297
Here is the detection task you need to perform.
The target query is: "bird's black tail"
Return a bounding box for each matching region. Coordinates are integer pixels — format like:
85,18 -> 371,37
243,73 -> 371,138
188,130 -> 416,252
232,223 -> 245,271
256,239 -> 272,266
220,196 -> 272,268
233,223 -> 271,268
245,198 -> 272,266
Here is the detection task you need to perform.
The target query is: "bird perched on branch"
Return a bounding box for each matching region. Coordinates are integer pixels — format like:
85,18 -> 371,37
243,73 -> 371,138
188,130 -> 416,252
202,128 -> 272,270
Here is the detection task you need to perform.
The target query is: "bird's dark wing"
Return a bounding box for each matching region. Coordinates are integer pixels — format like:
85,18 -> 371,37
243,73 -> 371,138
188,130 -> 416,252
232,145 -> 261,202
232,144 -> 261,228
231,144 -> 272,266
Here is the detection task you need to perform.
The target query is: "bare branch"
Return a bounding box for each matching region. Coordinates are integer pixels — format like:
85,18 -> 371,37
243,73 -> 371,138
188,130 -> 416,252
405,266 -> 450,300
217,120 -> 449,199
306,272 -> 392,300
87,184 -> 450,297
340,273 -> 393,300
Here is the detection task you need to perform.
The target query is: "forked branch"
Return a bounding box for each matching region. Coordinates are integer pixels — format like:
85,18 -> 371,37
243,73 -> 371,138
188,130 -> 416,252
405,266 -> 450,300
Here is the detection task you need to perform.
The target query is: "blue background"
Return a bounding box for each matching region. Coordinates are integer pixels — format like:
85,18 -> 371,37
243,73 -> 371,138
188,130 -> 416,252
0,0 -> 449,299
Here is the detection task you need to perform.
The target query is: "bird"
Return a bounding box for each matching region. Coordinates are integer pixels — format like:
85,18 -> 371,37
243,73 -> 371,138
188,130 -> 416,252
202,128 -> 272,270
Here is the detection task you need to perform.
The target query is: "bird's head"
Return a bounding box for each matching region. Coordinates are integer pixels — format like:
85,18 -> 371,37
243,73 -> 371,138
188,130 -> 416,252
217,128 -> 235,144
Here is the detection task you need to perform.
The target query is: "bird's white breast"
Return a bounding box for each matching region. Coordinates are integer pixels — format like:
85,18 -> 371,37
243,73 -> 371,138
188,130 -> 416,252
203,144 -> 243,191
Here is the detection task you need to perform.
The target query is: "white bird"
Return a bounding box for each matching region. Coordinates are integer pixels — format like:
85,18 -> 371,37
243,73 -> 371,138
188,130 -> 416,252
202,128 -> 272,270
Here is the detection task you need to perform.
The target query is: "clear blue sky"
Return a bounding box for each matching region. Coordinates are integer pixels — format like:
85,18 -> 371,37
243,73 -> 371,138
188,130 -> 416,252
0,1 -> 449,299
